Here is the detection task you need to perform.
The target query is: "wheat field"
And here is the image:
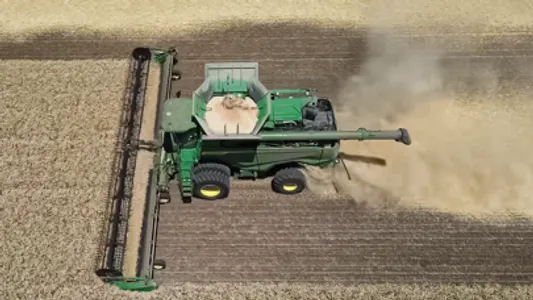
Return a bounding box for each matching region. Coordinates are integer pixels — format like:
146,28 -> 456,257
2,0 -> 533,299
0,60 -> 130,299
1,0 -> 532,40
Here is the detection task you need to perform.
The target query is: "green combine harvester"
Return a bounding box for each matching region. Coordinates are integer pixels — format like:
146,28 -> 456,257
97,47 -> 411,291
156,58 -> 411,203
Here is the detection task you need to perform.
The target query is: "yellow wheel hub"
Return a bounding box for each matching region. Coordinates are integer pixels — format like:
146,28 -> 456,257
154,265 -> 163,270
282,184 -> 298,192
200,185 -> 221,197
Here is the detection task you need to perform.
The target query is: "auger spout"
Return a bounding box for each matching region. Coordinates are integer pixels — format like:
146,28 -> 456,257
258,127 -> 412,145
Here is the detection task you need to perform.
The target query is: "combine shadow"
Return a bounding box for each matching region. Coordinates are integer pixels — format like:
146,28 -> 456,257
3,22 -> 533,98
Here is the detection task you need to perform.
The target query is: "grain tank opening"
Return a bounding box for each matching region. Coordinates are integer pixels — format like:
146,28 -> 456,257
191,63 -> 272,136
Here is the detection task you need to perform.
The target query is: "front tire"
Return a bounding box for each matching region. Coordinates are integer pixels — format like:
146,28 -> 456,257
192,167 -> 231,200
271,168 -> 306,195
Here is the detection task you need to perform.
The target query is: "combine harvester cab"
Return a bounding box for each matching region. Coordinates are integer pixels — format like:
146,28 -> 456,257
157,59 -> 412,203
96,47 -> 179,292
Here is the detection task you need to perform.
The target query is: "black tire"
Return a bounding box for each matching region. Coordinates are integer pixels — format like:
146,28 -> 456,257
271,168 -> 306,195
163,132 -> 174,153
192,168 -> 230,200
153,259 -> 166,270
172,70 -> 182,80
192,163 -> 231,176
96,268 -> 123,278
132,47 -> 150,60
159,190 -> 171,204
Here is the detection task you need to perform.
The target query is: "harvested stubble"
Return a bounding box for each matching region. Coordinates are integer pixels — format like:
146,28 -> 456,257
5,282 -> 533,300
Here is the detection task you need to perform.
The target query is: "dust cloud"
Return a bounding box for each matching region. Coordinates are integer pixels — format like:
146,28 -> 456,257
305,29 -> 533,216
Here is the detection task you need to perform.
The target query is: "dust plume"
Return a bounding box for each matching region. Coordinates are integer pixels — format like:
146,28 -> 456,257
306,30 -> 533,216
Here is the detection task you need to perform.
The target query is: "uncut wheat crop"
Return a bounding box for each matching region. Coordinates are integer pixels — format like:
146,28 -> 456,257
1,0 -> 532,40
0,59 -> 132,299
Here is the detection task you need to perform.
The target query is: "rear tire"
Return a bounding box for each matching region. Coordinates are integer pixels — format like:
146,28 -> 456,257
271,168 -> 306,195
192,168 -> 231,200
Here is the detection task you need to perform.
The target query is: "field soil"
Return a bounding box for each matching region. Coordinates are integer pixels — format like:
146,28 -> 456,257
2,1 -> 533,299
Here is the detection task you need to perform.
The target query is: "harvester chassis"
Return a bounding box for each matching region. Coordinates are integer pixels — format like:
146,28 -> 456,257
155,57 -> 411,203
